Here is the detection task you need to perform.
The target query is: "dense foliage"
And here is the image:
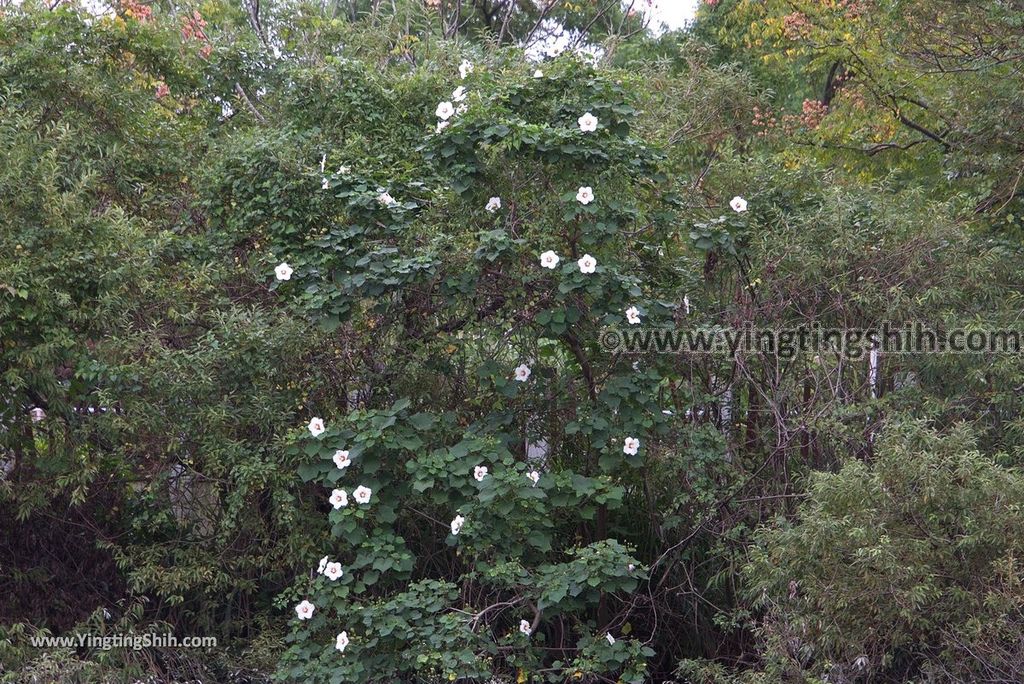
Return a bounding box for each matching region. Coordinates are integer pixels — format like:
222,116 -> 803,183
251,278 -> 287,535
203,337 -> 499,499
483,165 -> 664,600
2,1 -> 1023,683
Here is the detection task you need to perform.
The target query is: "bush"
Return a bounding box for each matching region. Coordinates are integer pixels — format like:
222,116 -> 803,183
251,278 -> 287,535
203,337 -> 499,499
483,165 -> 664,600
742,421 -> 1024,682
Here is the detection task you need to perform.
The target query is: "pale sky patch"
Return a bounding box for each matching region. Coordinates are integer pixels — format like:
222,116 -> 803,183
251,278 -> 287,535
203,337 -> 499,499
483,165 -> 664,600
644,1 -> 699,32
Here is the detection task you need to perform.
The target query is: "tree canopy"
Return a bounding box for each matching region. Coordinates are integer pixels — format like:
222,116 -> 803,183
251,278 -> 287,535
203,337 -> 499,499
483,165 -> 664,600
2,1 -> 1024,683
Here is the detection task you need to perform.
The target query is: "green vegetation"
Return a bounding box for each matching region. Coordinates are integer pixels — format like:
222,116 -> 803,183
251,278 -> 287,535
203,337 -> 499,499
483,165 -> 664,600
2,1 -> 1023,682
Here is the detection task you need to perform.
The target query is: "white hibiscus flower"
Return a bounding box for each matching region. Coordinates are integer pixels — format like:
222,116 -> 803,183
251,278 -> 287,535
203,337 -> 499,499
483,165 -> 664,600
473,465 -> 489,482
485,196 -> 501,213
576,186 -> 594,205
436,120 -> 450,134
514,364 -> 531,382
527,470 -> 540,486
625,306 -> 641,325
519,619 -> 532,636
321,177 -> 329,190
436,101 -> 455,120
317,555 -> 329,574
577,254 -> 597,274
275,262 -> 293,281
295,600 -> 315,620
539,250 -> 560,269
623,437 -> 640,455
452,86 -> 467,102
308,417 -> 325,437
450,514 -> 465,535
577,112 -> 598,132
459,59 -> 473,79
333,450 -> 351,470
335,631 -> 349,653
329,489 -> 348,509
730,196 -> 748,213
377,191 -> 397,207
324,562 -> 344,581
352,485 -> 372,504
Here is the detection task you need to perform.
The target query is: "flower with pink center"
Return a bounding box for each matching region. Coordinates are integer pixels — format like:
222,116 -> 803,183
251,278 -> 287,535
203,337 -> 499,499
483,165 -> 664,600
577,254 -> 597,274
329,489 -> 348,509
333,450 -> 351,470
539,250 -> 560,269
295,600 -> 315,620
352,485 -> 372,504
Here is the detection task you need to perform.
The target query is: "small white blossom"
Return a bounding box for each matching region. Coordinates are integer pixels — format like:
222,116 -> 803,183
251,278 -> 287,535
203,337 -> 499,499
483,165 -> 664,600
317,555 -> 329,574
324,562 -> 344,581
577,254 -> 597,274
456,103 -> 468,115
352,485 -> 372,504
514,364 -> 531,382
436,120 -> 450,134
377,191 -> 397,207
539,250 -> 560,269
295,600 -> 315,620
623,437 -> 640,455
473,465 -> 489,482
450,514 -> 465,535
576,186 -> 595,205
730,196 -> 748,213
333,450 -> 352,470
485,196 -> 502,213
527,470 -> 540,486
605,632 -> 616,645
329,489 -> 348,509
577,112 -> 598,132
275,262 -> 293,281
625,306 -> 641,325
321,177 -> 329,190
436,100 -> 455,120
335,631 -> 349,653
308,417 -> 325,437
533,69 -> 544,78
339,165 -> 351,174
628,563 -> 636,572
29,407 -> 46,422
452,86 -> 467,102
519,619 -> 532,636
459,59 -> 474,79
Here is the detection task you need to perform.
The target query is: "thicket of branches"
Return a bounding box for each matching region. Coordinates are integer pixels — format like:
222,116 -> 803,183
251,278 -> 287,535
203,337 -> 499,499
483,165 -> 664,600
2,1 -> 1024,682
